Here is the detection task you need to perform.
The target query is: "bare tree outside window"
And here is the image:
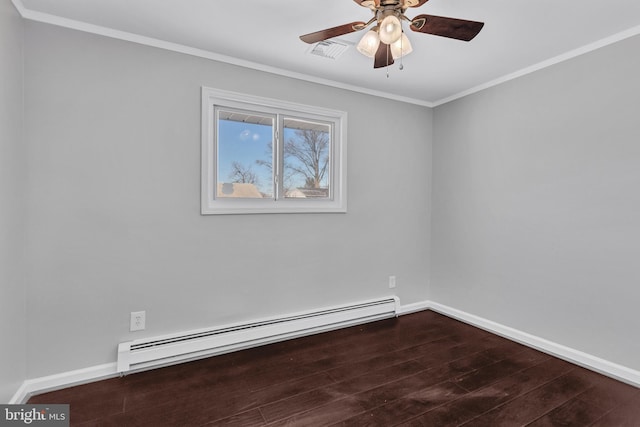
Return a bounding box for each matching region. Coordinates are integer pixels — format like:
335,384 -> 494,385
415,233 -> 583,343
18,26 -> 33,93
285,129 -> 330,189
281,119 -> 331,198
254,124 -> 331,198
228,161 -> 259,185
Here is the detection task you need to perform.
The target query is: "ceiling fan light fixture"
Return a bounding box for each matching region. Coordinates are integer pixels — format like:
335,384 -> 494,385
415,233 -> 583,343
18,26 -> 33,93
378,14 -> 402,44
390,33 -> 413,59
356,29 -> 380,58
299,1 -> 485,71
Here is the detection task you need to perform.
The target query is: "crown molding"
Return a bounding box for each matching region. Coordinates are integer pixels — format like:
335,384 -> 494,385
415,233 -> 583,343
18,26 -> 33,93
11,1 -> 640,111
10,0 -> 433,108
432,23 -> 640,107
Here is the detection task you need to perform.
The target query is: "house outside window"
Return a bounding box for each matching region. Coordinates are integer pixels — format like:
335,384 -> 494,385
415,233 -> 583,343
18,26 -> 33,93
201,88 -> 347,214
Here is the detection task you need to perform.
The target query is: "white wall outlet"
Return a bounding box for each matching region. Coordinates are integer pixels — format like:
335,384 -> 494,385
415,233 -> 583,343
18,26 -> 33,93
389,275 -> 396,289
130,311 -> 146,332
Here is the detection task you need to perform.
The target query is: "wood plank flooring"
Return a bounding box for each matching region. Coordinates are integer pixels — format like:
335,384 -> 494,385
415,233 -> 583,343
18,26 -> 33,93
28,310 -> 640,426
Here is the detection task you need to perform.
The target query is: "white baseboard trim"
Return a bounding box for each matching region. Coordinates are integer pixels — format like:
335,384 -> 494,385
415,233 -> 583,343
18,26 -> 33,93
398,300 -> 431,315
427,301 -> 640,388
10,299 -> 639,403
10,363 -> 118,404
8,382 -> 29,405
10,299 -> 416,403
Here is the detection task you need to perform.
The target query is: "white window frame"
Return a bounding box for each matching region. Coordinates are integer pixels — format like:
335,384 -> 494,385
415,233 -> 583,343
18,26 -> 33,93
201,87 -> 347,215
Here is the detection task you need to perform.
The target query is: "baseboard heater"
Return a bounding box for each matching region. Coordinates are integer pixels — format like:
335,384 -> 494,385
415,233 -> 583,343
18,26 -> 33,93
117,296 -> 400,373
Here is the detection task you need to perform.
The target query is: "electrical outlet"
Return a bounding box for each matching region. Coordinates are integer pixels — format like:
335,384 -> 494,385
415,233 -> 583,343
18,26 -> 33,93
389,275 -> 396,289
130,311 -> 146,332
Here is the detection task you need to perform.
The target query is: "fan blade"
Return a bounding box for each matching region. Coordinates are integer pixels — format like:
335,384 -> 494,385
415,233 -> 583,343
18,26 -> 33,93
410,14 -> 484,41
300,21 -> 366,44
373,42 -> 394,68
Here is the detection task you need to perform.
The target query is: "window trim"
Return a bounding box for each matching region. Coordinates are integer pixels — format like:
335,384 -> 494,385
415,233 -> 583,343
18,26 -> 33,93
201,87 -> 347,215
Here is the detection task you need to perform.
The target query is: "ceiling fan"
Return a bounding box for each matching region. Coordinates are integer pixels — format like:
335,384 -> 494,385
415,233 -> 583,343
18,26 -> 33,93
300,0 -> 484,69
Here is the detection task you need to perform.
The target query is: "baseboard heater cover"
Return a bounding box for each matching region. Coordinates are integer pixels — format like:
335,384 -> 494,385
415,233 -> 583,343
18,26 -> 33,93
117,296 -> 400,373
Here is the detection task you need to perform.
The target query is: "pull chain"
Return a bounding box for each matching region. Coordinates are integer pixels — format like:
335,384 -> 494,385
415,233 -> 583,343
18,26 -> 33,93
386,45 -> 390,78
399,29 -> 404,71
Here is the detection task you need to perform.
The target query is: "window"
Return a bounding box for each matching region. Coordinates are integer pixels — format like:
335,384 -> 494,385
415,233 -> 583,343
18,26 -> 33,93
201,88 -> 347,214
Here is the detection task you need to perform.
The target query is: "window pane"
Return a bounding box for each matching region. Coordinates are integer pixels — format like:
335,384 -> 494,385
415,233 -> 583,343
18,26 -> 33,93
283,118 -> 331,199
217,110 -> 274,199
202,87 -> 346,214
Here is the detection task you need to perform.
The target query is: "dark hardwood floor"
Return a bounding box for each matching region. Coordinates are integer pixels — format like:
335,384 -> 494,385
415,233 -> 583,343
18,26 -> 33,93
28,310 -> 640,426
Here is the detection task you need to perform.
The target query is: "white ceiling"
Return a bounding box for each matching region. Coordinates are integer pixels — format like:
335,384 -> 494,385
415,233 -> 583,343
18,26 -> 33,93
15,0 -> 640,106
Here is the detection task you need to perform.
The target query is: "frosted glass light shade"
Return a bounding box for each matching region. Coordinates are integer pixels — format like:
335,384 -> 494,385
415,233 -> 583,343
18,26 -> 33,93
357,30 -> 380,58
379,15 -> 402,44
390,33 -> 413,58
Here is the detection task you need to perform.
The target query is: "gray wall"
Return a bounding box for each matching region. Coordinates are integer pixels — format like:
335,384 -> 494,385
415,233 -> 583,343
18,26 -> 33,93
23,22 -> 432,378
0,0 -> 26,403
432,34 -> 640,370
17,2 -> 640,389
